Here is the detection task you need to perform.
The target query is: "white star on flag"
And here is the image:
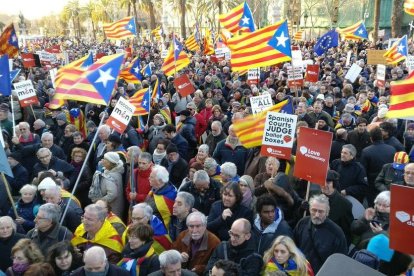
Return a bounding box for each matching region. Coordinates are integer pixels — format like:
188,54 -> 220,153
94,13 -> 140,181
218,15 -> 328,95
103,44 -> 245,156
142,100 -> 147,107
276,32 -> 289,47
133,66 -> 140,73
0,74 -> 3,78
95,68 -> 114,88
128,24 -> 133,30
241,16 -> 250,25
358,29 -> 364,34
397,44 -> 405,53
12,35 -> 17,42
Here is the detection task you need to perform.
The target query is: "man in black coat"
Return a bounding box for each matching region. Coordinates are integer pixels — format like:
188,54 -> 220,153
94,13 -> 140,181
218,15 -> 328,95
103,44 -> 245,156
163,124 -> 189,161
71,246 -> 129,276
180,170 -> 221,216
360,127 -> 396,205
330,128 -> 348,163
294,194 -> 348,273
330,144 -> 368,203
6,151 -> 29,196
347,117 -> 371,161
160,143 -> 188,189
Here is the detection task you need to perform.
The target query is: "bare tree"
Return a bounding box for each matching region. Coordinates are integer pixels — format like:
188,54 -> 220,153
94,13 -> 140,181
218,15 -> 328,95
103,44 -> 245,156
372,0 -> 381,42
391,0 -> 404,37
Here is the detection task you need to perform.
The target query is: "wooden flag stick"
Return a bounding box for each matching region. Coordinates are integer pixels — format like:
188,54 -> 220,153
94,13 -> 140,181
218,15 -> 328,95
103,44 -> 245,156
29,104 -> 37,120
303,181 -> 311,218
1,173 -> 18,218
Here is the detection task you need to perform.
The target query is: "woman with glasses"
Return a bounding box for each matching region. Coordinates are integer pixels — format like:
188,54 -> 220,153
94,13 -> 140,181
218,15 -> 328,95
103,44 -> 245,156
263,235 -> 314,275
118,224 -> 160,275
351,191 -> 390,249
47,241 -> 82,276
207,182 -> 253,241
6,238 -> 44,276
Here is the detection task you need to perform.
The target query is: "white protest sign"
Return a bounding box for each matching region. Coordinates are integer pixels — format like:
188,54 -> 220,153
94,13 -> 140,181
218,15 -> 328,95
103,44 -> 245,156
14,80 -> 39,107
376,64 -> 386,88
346,50 -> 352,67
407,55 -> 414,74
247,68 -> 260,85
50,68 -> 58,88
161,50 -> 169,58
38,51 -> 58,64
378,29 -> 385,37
291,50 -> 303,69
260,112 -> 297,160
106,97 -> 136,134
224,51 -> 231,60
344,63 -> 362,83
250,94 -> 273,114
287,66 -> 303,80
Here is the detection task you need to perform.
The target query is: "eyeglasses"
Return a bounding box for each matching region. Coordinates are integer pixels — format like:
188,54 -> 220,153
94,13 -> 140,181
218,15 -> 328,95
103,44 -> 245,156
35,216 -> 49,221
37,154 -> 50,160
81,216 -> 97,222
228,230 -> 246,240
131,216 -> 145,222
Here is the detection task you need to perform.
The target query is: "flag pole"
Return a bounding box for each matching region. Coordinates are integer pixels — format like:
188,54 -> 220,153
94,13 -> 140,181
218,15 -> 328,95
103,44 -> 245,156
10,97 -> 16,137
59,107 -> 108,226
29,104 -> 37,120
146,83 -> 152,126
1,173 -> 18,218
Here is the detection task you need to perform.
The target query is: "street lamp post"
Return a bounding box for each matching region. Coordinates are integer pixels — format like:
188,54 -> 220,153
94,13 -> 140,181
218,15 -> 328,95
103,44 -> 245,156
304,11 -> 308,40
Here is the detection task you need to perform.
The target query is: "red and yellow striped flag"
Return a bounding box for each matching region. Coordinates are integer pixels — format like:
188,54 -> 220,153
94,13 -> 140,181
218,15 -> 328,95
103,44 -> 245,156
404,0 -> 414,15
0,24 -> 19,57
161,38 -> 190,76
219,1 -> 255,35
152,26 -> 162,40
293,30 -> 304,41
383,35 -> 408,64
185,34 -> 200,51
233,99 -> 289,148
387,71 -> 414,119
130,88 -> 150,116
204,30 -> 215,55
103,16 -> 137,40
226,23 -> 280,52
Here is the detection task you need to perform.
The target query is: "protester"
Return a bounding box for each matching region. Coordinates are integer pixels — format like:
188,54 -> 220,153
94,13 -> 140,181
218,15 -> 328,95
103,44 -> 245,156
148,249 -> 197,276
47,241 -> 82,275
0,216 -> 25,272
6,238 -> 44,276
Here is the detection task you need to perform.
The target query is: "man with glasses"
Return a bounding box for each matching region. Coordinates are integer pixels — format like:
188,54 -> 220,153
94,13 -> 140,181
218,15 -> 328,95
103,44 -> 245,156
72,204 -> 123,264
11,122 -> 40,147
205,218 -> 263,276
293,194 -> 347,273
27,203 -> 73,256
173,212 -> 220,275
123,202 -> 172,255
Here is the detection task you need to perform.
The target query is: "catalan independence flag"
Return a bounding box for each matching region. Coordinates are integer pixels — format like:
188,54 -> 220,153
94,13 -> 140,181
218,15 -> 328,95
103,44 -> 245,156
230,20 -> 292,72
233,99 -> 291,148
387,71 -> 414,119
119,57 -> 143,84
0,24 -> 19,57
103,16 -> 137,40
151,77 -> 162,100
148,184 -> 177,229
405,0 -> 414,15
161,38 -> 190,76
185,34 -> 200,51
384,35 -> 408,64
130,88 -> 150,116
55,53 -> 124,105
141,64 -> 152,77
337,21 -> 368,40
219,1 -> 255,35
204,29 -> 215,55
227,23 -> 280,52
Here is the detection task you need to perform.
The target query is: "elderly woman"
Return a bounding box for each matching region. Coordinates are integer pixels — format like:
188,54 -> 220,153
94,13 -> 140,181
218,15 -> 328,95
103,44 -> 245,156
89,152 -> 125,218
220,162 -> 239,185
8,184 -> 40,233
207,105 -> 227,132
0,217 -> 25,272
351,191 -> 391,248
47,241 -> 82,275
6,238 -> 44,276
189,144 -> 209,167
239,175 -> 256,211
254,157 -> 280,189
207,182 -> 253,241
263,236 -> 314,275
118,224 -> 160,275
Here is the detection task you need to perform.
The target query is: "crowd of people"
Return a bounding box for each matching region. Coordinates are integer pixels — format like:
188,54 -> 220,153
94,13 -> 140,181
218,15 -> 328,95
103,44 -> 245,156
0,35 -> 414,276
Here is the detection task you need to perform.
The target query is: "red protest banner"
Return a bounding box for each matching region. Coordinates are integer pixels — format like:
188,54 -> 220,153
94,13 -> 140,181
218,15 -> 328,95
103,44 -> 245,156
389,184 -> 414,255
21,53 -> 39,68
174,74 -> 195,97
305,64 -> 320,83
293,127 -> 332,185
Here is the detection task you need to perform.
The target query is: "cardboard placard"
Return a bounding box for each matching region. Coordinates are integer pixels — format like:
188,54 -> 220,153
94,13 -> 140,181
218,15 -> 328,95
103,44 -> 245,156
376,64 -> 386,88
344,63 -> 362,83
287,66 -> 303,88
406,55 -> 414,74
14,80 -> 39,107
260,112 -> 297,160
293,127 -> 332,185
291,50 -> 303,69
390,184 -> 414,255
367,50 -> 388,65
106,97 -> 136,134
173,74 -> 195,97
250,94 -> 273,114
247,68 -> 260,85
305,64 -> 320,83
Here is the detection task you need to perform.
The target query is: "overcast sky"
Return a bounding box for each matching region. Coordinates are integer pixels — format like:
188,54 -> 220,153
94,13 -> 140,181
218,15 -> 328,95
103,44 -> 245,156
0,0 -> 77,19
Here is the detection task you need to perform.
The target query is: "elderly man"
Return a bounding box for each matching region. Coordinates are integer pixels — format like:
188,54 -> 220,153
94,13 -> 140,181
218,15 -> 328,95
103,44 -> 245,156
173,212 -> 220,274
220,162 -> 239,184
160,144 -> 189,189
213,125 -> 249,176
0,216 -> 25,271
403,163 -> 414,187
27,203 -> 73,255
148,249 -> 197,276
205,121 -> 227,156
124,203 -> 172,254
93,124 -> 111,168
180,170 -> 221,216
44,185 -> 83,232
32,147 -> 74,185
294,194 -> 348,273
71,246 -> 129,276
11,121 -> 40,147
72,204 -> 123,264
205,219 -> 263,275
307,100 -> 335,128
146,165 -> 177,229
95,199 -> 126,236
170,192 -> 194,241
330,144 -> 368,203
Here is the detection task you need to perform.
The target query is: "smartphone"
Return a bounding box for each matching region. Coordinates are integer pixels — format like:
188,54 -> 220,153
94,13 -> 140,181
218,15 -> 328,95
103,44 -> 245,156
371,220 -> 381,227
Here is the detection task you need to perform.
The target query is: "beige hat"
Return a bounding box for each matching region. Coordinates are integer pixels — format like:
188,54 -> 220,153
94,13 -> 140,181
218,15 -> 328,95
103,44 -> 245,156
104,152 -> 122,165
38,177 -> 57,190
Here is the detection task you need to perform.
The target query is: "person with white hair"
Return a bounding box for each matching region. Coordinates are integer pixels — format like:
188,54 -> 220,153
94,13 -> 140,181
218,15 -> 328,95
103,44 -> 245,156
0,216 -> 25,271
148,249 -> 197,276
71,246 -> 129,275
146,165 -> 177,229
220,162 -> 238,184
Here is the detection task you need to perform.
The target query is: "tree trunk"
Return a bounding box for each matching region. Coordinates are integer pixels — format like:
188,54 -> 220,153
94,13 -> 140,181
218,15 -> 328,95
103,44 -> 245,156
127,1 -> 131,16
180,0 -> 186,38
132,0 -> 139,34
149,1 -> 156,30
77,15 -> 81,38
373,0 -> 381,42
217,0 -> 223,31
391,0 -> 404,37
91,18 -> 96,40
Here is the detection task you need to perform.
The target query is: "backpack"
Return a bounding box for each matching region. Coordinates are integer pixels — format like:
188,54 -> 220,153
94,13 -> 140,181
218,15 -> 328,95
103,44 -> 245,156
352,249 -> 380,270
88,171 -> 104,201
